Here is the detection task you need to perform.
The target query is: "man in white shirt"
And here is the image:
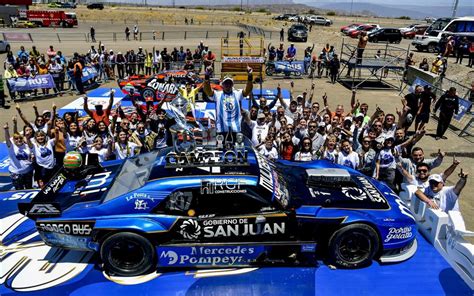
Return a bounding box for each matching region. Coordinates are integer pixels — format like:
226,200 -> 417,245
203,67 -> 253,137
245,113 -> 270,146
414,171 -> 468,212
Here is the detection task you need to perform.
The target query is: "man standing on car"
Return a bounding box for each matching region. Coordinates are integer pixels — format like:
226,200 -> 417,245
203,67 -> 253,140
434,87 -> 459,140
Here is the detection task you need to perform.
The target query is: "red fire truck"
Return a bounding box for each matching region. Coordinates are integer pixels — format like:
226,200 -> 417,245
18,10 -> 78,27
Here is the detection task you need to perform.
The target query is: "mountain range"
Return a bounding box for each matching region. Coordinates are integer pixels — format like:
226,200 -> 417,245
298,1 -> 473,19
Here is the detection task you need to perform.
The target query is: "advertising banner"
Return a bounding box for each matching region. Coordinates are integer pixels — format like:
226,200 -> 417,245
8,74 -> 56,92
81,66 -> 98,82
222,56 -> 265,64
454,98 -> 472,121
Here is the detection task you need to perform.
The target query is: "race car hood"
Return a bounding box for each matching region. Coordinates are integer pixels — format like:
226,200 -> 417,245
18,159 -> 122,219
277,160 -> 416,220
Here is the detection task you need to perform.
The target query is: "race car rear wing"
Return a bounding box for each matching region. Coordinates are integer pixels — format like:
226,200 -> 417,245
18,153 -> 103,219
18,170 -> 67,219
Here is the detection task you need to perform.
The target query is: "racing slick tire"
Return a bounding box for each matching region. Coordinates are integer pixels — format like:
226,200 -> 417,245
100,232 -> 156,276
293,71 -> 302,77
328,223 -> 379,269
141,87 -> 156,101
372,37 -> 378,43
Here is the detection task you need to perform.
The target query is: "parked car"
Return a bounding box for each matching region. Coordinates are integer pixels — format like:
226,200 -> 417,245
412,17 -> 472,52
48,2 -> 62,8
402,25 -> 429,39
307,15 -> 332,26
341,23 -> 361,33
19,146 -> 418,276
348,24 -> 379,38
14,20 -> 37,28
61,2 -> 77,9
287,16 -> 299,22
273,15 -> 286,20
87,3 -> 104,9
399,24 -> 420,34
0,40 -> 10,53
288,24 -> 308,42
368,28 -> 402,43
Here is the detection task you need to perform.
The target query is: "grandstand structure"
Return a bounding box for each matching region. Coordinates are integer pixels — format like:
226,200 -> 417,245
338,39 -> 409,91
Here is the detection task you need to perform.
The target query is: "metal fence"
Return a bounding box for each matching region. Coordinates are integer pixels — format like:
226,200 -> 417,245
3,28 -> 275,43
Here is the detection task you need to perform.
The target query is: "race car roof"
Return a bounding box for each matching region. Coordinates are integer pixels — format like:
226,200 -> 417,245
148,146 -> 261,181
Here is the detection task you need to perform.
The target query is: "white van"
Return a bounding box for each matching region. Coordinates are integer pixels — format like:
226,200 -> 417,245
412,16 -> 474,52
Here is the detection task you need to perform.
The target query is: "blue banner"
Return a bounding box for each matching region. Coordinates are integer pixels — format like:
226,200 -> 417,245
454,98 -> 472,121
82,66 -> 98,82
409,77 -> 431,93
274,61 -> 305,74
7,74 -> 56,92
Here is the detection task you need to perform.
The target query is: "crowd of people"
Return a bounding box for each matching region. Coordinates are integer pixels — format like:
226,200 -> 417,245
2,41 -> 220,100
2,57 -> 468,213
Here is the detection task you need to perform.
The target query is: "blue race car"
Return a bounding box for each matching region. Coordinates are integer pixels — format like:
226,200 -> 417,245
19,146 -> 417,276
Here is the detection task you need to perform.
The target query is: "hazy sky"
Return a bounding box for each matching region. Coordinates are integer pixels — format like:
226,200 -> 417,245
294,0 -> 473,6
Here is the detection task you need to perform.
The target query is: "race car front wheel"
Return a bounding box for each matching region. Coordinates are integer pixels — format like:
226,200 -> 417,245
328,223 -> 379,269
141,87 -> 156,101
100,232 -> 156,276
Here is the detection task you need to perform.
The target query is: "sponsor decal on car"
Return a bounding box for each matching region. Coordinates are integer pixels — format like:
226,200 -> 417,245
384,226 -> 413,242
179,219 -> 201,240
254,149 -> 273,193
72,171 -> 113,197
28,203 -> 61,215
134,199 -> 149,210
341,187 -> 367,201
356,176 -> 387,203
42,173 -> 67,196
272,171 -> 289,207
165,149 -> 249,168
147,80 -> 179,94
178,217 -> 286,239
200,179 -> 247,195
158,245 -> 263,267
37,221 -> 95,236
125,192 -> 158,202
42,232 -> 92,249
2,190 -> 39,201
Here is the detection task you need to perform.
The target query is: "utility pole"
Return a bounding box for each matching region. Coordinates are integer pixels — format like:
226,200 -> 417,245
452,0 -> 459,17
240,0 -> 243,11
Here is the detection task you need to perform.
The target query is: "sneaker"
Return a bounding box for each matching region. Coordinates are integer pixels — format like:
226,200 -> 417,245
435,136 -> 440,140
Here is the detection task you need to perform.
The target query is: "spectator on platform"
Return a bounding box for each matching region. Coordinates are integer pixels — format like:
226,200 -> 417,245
419,58 -> 429,71
431,55 -> 443,74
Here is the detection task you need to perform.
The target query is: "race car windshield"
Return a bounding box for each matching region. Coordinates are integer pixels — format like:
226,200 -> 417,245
103,151 -> 160,202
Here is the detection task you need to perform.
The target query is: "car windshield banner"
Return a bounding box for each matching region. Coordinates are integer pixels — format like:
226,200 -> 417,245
8,74 -> 56,92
